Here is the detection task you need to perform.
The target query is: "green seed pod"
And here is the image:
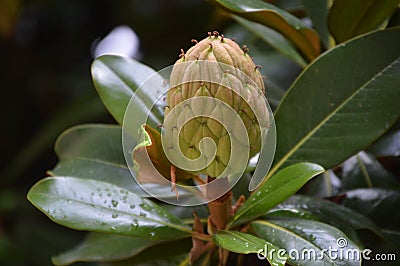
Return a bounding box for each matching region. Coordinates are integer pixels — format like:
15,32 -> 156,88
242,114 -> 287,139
163,32 -> 269,178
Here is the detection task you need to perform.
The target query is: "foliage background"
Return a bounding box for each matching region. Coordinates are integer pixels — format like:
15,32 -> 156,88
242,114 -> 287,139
2,0 -> 399,265
0,1 -> 223,265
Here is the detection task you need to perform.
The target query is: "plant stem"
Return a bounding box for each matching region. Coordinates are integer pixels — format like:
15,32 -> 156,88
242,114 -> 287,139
191,231 -> 212,242
356,154 -> 373,188
207,176 -> 233,230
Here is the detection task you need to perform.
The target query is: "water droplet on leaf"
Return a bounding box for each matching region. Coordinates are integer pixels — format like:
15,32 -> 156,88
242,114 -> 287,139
111,200 -> 119,207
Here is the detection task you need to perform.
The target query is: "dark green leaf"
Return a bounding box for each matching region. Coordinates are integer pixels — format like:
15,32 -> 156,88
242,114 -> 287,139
328,0 -> 400,43
342,152 -> 400,190
27,177 -> 191,240
266,195 -> 382,237
91,55 -> 164,126
253,219 -> 362,266
233,15 -> 307,67
343,188 -> 400,231
52,233 -> 158,265
272,28 -> 400,179
213,231 -> 287,266
98,238 -> 191,266
228,163 -> 324,228
305,170 -> 342,198
302,0 -> 332,48
368,120 -> 400,157
211,0 -> 321,61
51,124 -> 185,199
49,158 -> 143,194
55,124 -> 125,165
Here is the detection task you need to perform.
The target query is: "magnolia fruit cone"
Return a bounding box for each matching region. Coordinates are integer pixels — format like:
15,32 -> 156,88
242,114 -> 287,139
164,32 -> 269,178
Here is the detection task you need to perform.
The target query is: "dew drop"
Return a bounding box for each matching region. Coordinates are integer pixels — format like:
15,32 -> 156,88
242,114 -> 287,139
129,204 -> 135,209
140,213 -> 147,217
111,200 -> 119,207
140,203 -> 152,211
131,220 -> 139,231
112,214 -> 118,219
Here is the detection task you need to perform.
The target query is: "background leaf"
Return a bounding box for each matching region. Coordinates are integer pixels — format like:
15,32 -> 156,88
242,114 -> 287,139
265,195 -> 382,239
272,28 -> 400,178
213,231 -> 287,266
341,151 -> 400,190
302,0 -> 332,48
232,15 -> 307,67
368,120 -> 400,157
27,177 -> 191,240
304,170 -> 342,198
91,55 -> 165,126
52,233 -> 158,265
228,163 -> 324,228
252,218 -> 361,266
98,238 -> 191,266
343,188 -> 400,231
211,0 -> 321,61
328,0 -> 400,43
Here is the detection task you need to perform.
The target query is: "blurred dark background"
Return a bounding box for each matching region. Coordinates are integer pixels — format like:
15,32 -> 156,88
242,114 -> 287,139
0,1 -> 218,265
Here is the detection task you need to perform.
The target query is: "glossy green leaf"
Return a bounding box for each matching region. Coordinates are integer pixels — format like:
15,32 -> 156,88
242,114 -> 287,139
51,124 -> 185,199
302,0 -> 332,48
328,0 -> 399,43
233,15 -> 307,67
228,163 -> 324,228
343,188 -> 400,231
91,55 -> 164,126
49,158 -> 142,194
50,159 -> 193,199
27,177 -> 191,240
342,151 -> 400,190
253,219 -> 362,266
55,124 -> 125,164
272,28 -> 400,179
266,195 -> 381,237
213,231 -> 287,266
212,0 -> 321,61
52,233 -> 158,265
98,238 -> 191,266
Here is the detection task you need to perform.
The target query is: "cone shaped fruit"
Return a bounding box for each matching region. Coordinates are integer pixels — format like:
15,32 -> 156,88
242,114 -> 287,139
163,31 -> 269,178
